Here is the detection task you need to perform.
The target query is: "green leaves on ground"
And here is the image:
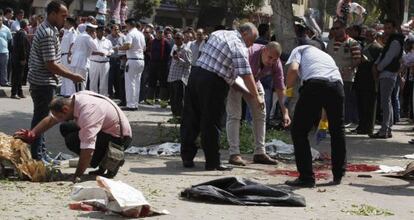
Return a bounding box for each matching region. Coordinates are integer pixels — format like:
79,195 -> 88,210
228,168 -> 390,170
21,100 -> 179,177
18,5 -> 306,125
341,204 -> 394,216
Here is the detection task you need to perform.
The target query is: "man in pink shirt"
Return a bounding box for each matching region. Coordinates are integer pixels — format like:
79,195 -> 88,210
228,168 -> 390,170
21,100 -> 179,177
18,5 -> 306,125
15,91 -> 132,182
226,42 -> 291,166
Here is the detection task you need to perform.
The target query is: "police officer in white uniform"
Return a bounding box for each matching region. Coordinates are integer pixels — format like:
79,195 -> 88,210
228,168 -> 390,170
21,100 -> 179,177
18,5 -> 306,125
117,19 -> 146,110
69,23 -> 104,91
284,45 -> 346,188
60,17 -> 78,97
89,26 -> 113,96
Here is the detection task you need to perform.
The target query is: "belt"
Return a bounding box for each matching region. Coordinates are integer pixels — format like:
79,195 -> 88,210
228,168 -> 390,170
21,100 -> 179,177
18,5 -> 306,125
127,58 -> 144,60
61,53 -> 69,56
91,60 -> 109,63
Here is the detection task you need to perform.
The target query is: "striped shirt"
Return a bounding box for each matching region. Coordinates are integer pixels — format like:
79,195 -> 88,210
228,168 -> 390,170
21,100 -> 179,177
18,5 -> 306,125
28,21 -> 61,86
327,36 -> 361,82
196,30 -> 252,84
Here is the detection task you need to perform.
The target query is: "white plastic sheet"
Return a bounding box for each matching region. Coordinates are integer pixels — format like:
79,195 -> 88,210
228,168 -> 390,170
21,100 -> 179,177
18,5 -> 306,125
374,165 -> 405,174
70,176 -> 169,217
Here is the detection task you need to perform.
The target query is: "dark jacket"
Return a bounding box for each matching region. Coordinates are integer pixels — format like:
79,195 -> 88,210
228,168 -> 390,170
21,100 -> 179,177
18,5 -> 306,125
12,29 -> 30,63
380,33 -> 404,72
150,37 -> 172,62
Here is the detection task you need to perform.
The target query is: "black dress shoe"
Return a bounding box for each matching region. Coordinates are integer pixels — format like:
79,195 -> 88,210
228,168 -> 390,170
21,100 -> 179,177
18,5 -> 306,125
183,161 -> 195,168
122,107 -> 138,111
369,132 -> 388,139
285,178 -> 315,188
205,164 -> 233,171
118,102 -> 126,107
332,177 -> 342,185
10,95 -> 20,99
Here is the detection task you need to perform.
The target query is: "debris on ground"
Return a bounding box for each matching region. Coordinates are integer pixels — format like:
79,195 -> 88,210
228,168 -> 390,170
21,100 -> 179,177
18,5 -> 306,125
385,161 -> 414,179
341,204 -> 394,216
403,154 -> 414,159
0,132 -> 61,182
125,143 -> 180,156
70,176 -> 169,218
265,139 -> 320,161
374,165 -> 405,174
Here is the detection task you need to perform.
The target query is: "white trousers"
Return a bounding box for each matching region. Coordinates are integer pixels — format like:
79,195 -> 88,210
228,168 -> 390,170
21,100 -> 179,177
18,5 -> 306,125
89,61 -> 110,96
71,67 -> 88,91
60,56 -> 76,96
125,59 -> 145,108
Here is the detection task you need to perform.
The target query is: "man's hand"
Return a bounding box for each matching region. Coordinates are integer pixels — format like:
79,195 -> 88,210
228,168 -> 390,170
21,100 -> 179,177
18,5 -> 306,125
13,129 -> 37,144
70,73 -> 85,83
255,94 -> 265,110
282,112 -> 291,127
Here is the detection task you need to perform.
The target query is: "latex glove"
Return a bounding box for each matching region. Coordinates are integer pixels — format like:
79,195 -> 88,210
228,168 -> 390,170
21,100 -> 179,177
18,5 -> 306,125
316,129 -> 327,145
14,129 -> 37,144
285,87 -> 294,98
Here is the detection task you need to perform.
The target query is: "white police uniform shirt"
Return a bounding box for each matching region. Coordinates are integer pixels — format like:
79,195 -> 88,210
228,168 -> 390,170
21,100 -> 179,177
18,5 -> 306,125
70,32 -> 99,70
286,45 -> 343,84
90,37 -> 113,62
125,27 -> 146,59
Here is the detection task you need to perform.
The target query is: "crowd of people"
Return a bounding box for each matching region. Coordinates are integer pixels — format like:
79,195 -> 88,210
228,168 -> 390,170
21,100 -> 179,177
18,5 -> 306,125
5,0 -> 414,185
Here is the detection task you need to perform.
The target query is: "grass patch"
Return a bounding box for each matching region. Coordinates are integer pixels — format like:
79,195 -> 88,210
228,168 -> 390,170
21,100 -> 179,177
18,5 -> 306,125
157,121 -> 291,154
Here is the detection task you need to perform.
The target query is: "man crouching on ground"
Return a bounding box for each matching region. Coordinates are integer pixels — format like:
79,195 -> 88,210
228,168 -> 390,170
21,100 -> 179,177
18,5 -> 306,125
15,91 -> 132,182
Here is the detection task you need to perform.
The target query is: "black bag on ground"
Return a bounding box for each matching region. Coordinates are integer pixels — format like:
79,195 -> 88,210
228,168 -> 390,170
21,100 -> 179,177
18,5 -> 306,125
180,177 -> 306,207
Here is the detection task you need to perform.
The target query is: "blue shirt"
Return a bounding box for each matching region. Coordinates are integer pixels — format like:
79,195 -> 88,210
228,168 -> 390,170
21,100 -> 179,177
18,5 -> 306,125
0,25 -> 12,54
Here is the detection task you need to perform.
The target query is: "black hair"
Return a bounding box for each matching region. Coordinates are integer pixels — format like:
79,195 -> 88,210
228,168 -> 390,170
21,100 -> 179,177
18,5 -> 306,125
333,19 -> 346,28
17,9 -> 24,15
20,19 -> 28,29
66,17 -> 76,26
49,97 -> 71,112
125,18 -> 136,27
4,8 -> 13,15
46,0 -> 66,16
383,19 -> 397,28
258,23 -> 269,37
351,25 -> 362,36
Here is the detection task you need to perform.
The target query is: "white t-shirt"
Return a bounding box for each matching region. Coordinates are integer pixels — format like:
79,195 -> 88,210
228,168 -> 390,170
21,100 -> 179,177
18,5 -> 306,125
349,2 -> 366,15
11,20 -> 20,32
286,45 -> 343,84
96,0 -> 107,20
125,28 -> 146,59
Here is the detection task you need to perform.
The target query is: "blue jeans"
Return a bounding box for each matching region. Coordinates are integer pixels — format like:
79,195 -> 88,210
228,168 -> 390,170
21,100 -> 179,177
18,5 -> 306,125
30,85 -> 56,160
0,53 -> 9,85
391,76 -> 401,122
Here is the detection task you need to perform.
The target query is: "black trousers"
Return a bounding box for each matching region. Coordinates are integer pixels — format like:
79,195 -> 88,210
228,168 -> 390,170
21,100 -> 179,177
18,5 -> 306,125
59,121 -> 132,168
355,89 -> 377,133
291,79 -> 346,181
11,62 -> 24,96
148,60 -> 169,88
169,80 -> 185,117
180,67 -> 229,168
108,57 -> 121,98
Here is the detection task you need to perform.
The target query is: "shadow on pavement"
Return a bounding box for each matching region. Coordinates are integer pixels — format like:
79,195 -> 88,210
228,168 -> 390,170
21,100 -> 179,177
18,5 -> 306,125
349,180 -> 414,196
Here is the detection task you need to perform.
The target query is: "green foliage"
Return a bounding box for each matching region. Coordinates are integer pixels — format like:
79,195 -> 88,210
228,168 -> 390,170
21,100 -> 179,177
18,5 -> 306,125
156,121 -> 291,154
131,0 -> 161,20
220,121 -> 291,154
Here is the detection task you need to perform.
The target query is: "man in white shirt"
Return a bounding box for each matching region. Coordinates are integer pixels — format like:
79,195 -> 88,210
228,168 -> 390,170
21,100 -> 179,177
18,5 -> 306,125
89,26 -> 113,96
11,10 -> 24,32
117,19 -> 146,110
189,28 -> 205,67
95,0 -> 107,26
60,17 -> 78,97
69,23 -> 104,91
284,45 -> 346,188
